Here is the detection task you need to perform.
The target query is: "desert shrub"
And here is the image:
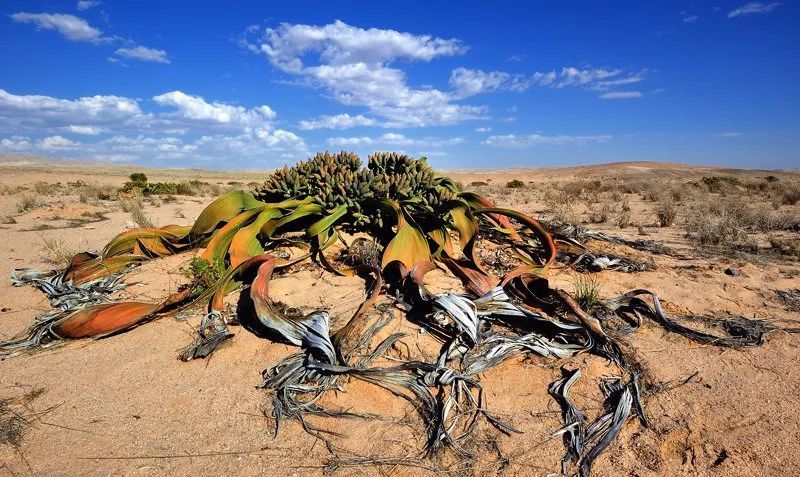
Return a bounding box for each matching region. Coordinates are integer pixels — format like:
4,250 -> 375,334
120,197 -> 154,228
1,216 -> 17,224
700,175 -> 742,193
769,237 -> 800,258
0,184 -> 25,195
616,209 -> 632,229
765,175 -> 780,183
78,183 -> 116,203
684,200 -> 751,247
544,189 -> 579,224
588,204 -> 612,224
15,195 -> 46,213
129,172 -> 148,186
120,180 -> 227,197
506,179 -> 525,189
470,181 -> 489,187
33,182 -> 61,195
142,182 -> 194,196
776,184 -> 800,206
640,183 -> 670,202
655,198 -> 677,227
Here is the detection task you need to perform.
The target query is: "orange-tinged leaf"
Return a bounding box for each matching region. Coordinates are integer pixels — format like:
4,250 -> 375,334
441,257 -> 498,297
473,207 -> 557,267
380,200 -> 431,271
381,220 -> 431,271
103,227 -> 187,258
229,207 -> 283,268
200,207 -> 264,264
66,254 -> 148,284
53,302 -> 159,338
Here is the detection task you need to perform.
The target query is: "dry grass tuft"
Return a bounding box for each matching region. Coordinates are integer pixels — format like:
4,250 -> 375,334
15,195 -> 47,214
573,274 -> 603,311
120,197 -> 155,228
1,387 -> 45,449
39,235 -> 78,265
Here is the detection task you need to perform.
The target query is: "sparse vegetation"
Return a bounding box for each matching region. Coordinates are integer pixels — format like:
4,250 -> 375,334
656,198 -> 677,227
77,183 -> 116,203
184,257 -> 227,294
120,197 -> 154,228
15,194 -> 46,213
118,179 -> 227,197
506,179 -> 525,189
39,235 -> 78,265
573,274 -> 602,311
33,181 -> 62,195
129,172 -> 148,186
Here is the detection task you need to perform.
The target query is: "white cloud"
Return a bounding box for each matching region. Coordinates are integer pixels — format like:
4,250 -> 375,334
682,15 -> 700,23
717,132 -> 742,137
298,113 -> 377,130
475,127 -> 492,132
252,20 -> 483,127
728,2 -> 782,17
599,91 -> 642,99
449,68 -> 529,98
115,45 -> 170,64
0,89 -> 143,131
38,135 -> 80,151
0,136 -> 33,151
67,125 -> 102,135
260,19 -> 466,70
449,67 -> 646,97
152,91 -> 276,127
482,133 -> 611,148
76,1 -> 101,10
327,133 -> 463,148
0,88 -> 308,165
555,67 -> 621,88
9,12 -> 110,43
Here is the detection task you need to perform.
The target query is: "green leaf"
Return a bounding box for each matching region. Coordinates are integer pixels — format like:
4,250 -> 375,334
307,204 -> 348,237
200,207 -> 265,264
229,207 -> 284,268
188,190 -> 265,242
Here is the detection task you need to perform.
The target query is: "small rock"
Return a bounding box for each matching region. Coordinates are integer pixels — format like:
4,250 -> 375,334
724,267 -> 747,277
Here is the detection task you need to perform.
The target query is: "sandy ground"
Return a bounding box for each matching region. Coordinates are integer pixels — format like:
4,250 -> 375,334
0,157 -> 799,476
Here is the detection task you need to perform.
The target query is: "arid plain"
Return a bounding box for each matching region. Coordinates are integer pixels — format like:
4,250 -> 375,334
1,154 -> 799,476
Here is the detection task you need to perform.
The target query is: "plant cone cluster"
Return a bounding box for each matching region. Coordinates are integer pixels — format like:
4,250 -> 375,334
256,151 -> 459,230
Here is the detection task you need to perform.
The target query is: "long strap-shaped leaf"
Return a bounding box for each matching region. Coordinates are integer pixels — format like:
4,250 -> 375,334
249,257 -> 336,361
187,190 -> 266,241
380,200 -> 431,272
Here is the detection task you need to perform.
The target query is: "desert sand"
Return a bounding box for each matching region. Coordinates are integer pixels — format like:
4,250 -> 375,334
1,155 -> 799,476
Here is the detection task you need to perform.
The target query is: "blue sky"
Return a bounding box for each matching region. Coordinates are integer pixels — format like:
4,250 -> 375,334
0,1 -> 797,169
